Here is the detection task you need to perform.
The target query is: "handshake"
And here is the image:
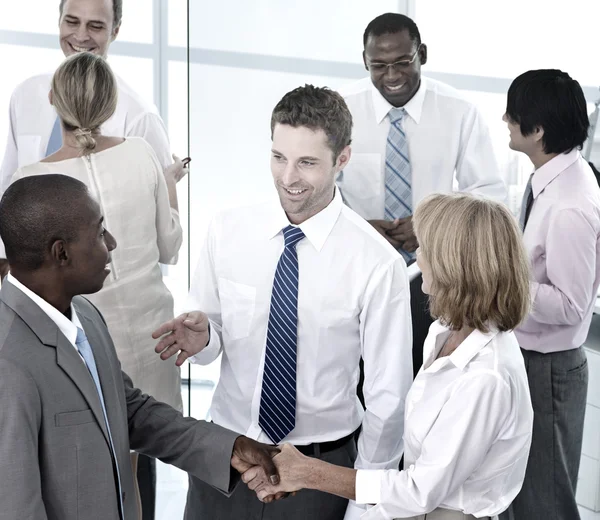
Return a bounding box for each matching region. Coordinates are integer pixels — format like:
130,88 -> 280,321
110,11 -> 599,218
232,437 -> 312,502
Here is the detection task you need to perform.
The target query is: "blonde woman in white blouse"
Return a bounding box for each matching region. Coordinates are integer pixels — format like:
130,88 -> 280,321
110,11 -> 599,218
11,52 -> 184,516
240,193 -> 534,520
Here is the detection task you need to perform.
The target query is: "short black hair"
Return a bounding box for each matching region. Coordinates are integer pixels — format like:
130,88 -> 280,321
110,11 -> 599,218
506,69 -> 590,154
363,13 -> 421,48
271,84 -> 352,159
0,174 -> 90,270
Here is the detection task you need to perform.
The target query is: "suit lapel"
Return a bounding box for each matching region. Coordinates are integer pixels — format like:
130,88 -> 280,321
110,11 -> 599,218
0,282 -> 111,447
55,333 -> 111,445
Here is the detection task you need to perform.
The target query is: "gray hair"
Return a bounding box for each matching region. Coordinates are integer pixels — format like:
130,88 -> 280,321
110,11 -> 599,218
51,52 -> 118,154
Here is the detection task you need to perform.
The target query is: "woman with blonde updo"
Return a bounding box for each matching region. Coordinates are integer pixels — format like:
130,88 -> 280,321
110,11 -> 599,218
11,51 -> 184,517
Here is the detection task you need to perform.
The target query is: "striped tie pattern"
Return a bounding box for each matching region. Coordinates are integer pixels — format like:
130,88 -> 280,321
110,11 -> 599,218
259,225 -> 305,444
76,328 -> 124,516
385,107 -> 414,264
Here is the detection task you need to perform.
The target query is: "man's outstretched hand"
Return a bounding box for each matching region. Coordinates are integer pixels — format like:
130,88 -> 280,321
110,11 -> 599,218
152,311 -> 210,366
231,436 -> 280,485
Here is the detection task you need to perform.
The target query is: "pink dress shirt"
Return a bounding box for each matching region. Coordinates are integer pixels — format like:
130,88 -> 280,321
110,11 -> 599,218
515,149 -> 600,353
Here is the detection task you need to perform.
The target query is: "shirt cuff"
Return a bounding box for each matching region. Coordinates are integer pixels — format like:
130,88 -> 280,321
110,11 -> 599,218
188,320 -> 218,364
355,469 -> 383,506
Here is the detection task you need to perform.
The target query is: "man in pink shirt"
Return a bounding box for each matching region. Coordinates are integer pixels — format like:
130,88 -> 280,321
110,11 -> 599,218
500,70 -> 600,520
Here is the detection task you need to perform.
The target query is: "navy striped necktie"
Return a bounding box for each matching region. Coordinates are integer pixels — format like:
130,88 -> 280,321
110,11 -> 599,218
259,225 -> 305,444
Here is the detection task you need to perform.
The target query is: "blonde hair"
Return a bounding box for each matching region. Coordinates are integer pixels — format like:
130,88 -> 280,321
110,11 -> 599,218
413,193 -> 531,332
51,52 -> 118,154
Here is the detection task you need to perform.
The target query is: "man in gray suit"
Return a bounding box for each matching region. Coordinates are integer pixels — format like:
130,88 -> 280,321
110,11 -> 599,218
0,174 -> 281,520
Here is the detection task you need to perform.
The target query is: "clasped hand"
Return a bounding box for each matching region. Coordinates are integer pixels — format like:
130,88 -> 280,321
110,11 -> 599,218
238,444 -> 309,503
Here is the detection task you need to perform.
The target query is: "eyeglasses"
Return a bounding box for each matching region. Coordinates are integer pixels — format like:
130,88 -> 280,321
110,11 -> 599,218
367,44 -> 422,74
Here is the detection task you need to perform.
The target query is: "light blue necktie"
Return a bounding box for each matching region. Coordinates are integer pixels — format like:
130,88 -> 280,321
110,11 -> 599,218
76,327 -> 124,516
259,226 -> 305,444
385,107 -> 415,264
45,117 -> 62,157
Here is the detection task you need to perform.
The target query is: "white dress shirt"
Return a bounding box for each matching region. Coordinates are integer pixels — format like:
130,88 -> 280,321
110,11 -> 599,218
355,321 -> 533,519
6,274 -> 82,351
337,77 -> 506,221
188,190 -> 413,516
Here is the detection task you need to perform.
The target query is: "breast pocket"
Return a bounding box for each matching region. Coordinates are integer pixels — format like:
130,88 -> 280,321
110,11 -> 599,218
339,152 -> 382,199
55,409 -> 95,427
16,135 -> 42,168
217,278 -> 256,340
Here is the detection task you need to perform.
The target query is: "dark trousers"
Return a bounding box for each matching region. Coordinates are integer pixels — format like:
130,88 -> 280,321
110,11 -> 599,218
409,273 -> 433,376
184,437 -> 357,520
137,454 -> 156,520
501,347 -> 588,520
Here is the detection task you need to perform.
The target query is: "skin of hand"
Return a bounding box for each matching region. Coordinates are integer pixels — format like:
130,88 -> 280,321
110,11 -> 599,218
231,437 -> 290,501
164,154 -> 189,184
0,259 -> 8,280
152,311 -> 210,366
242,444 -> 311,502
368,219 -> 402,248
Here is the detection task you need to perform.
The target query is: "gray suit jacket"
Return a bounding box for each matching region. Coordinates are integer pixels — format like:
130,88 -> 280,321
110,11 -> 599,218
0,281 -> 239,520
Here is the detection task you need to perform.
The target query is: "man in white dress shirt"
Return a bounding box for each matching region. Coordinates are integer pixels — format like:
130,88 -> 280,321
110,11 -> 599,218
153,85 -> 413,520
339,13 -> 506,375
0,0 -> 178,283
0,0 -> 179,515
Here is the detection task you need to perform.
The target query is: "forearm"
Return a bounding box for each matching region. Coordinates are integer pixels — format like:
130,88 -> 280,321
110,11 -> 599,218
302,458 -> 357,501
165,177 -> 179,212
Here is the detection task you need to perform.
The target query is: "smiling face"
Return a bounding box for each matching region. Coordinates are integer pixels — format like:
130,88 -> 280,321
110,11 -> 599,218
271,124 -> 351,224
363,30 -> 426,107
59,0 -> 118,58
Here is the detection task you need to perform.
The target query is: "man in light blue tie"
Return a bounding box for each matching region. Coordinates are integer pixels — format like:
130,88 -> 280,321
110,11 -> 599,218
338,13 -> 506,376
0,174 -> 283,520
153,85 -> 413,520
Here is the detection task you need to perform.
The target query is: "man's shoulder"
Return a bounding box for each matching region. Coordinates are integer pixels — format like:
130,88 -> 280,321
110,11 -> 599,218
339,77 -> 372,99
11,73 -> 53,103
422,76 -> 478,111
337,205 -> 404,263
115,75 -> 160,118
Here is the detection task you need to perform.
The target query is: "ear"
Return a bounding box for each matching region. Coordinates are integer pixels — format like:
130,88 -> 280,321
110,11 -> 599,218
362,50 -> 368,71
110,24 -> 120,43
48,89 -> 53,106
50,240 -> 70,267
335,145 -> 352,171
534,126 -> 545,144
419,43 -> 428,66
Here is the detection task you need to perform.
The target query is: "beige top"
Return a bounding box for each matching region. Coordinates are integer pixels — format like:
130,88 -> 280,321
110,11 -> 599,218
13,137 -> 183,409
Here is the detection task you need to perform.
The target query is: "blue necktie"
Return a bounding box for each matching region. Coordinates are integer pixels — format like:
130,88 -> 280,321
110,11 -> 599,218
259,226 -> 305,444
76,328 -> 124,515
385,107 -> 415,264
45,117 -> 62,157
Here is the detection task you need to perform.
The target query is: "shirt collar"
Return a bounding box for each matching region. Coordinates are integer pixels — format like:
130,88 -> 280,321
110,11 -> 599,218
6,273 -> 82,346
371,77 -> 427,125
267,188 -> 343,252
423,320 -> 499,372
531,148 -> 580,199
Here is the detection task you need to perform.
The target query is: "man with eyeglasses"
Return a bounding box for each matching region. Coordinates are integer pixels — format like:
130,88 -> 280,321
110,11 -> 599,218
339,13 -> 506,376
